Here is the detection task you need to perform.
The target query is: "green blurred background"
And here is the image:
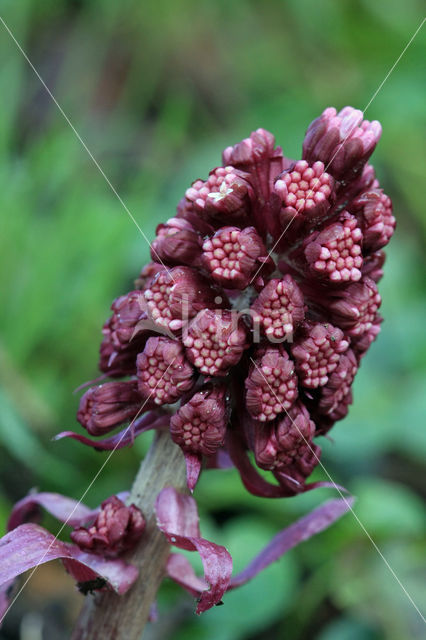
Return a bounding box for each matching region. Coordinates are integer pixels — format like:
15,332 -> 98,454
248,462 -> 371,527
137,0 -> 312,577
0,1 -> 425,638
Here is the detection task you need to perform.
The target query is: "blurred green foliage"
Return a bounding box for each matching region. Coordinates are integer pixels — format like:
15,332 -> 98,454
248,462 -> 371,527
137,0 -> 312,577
0,0 -> 425,638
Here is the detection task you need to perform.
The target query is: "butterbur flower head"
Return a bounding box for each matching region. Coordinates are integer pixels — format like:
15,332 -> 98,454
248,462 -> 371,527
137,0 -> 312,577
251,276 -> 305,342
202,226 -> 273,289
362,250 -> 386,283
151,218 -> 203,267
102,291 -> 148,349
143,266 -> 222,333
222,128 -> 285,232
303,213 -> 363,283
328,277 -> 381,336
222,127 -> 277,167
182,166 -> 253,225
351,188 -> 395,251
245,346 -> 298,421
291,323 -> 349,388
317,348 -> 358,422
302,106 -> 382,183
254,401 -> 319,493
183,309 -> 249,377
274,160 -> 335,230
170,385 -> 229,456
273,443 -> 321,493
135,261 -> 166,290
99,339 -> 139,377
77,381 -> 142,435
99,291 -> 151,377
350,315 -> 382,359
70,496 -> 145,558
69,106 -> 393,499
353,162 -> 378,195
136,337 -> 195,405
274,403 -> 316,464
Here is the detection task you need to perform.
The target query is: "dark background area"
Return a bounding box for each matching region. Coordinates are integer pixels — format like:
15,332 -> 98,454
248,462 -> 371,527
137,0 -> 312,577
0,1 -> 425,638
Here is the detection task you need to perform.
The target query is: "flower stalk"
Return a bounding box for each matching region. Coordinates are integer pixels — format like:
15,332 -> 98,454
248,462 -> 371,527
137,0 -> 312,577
71,430 -> 187,640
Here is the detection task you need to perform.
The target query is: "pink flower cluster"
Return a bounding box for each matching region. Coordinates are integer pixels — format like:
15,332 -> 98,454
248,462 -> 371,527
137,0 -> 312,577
68,106 -> 394,495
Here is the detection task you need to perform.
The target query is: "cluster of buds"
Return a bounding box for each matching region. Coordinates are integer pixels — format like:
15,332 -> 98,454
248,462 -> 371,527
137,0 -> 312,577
73,106 -> 394,495
70,496 -> 145,558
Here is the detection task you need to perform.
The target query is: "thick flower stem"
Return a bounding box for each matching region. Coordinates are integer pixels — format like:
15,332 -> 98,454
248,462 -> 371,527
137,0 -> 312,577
71,430 -> 187,640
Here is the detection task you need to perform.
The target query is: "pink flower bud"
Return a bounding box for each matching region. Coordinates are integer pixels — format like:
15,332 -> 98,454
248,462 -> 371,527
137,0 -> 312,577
98,291 -> 155,377
317,349 -> 358,421
245,346 -> 298,422
274,160 -> 335,231
253,402 -> 319,492
99,338 -> 139,377
70,496 -> 145,557
355,163 -> 377,193
251,276 -> 305,342
222,128 -> 278,167
102,291 -> 148,350
151,217 -> 203,267
303,213 -> 363,283
183,309 -> 249,377
273,443 -> 321,493
362,250 -> 386,283
136,337 -> 195,406
350,315 -> 382,359
351,188 -> 395,251
77,381 -> 142,436
222,129 -> 286,230
170,386 -> 229,455
291,323 -> 349,388
135,261 -> 166,290
328,277 -> 381,336
303,106 -> 382,182
202,226 -> 273,289
144,266 -> 224,333
182,166 -> 253,225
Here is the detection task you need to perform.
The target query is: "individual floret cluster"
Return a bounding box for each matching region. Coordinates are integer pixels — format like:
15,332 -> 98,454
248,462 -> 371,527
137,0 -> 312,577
71,106 -> 394,495
70,496 -> 145,558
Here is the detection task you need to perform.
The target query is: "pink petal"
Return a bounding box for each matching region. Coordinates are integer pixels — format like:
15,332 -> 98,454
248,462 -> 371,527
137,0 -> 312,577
166,553 -> 208,597
227,431 -> 293,497
156,487 -> 200,540
184,452 -> 202,492
0,579 -> 14,620
156,488 -> 232,613
62,547 -> 137,594
8,493 -> 96,531
227,430 -> 345,497
230,496 -> 354,588
164,497 -> 353,605
0,524 -> 138,596
8,491 -> 130,532
54,411 -> 169,450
